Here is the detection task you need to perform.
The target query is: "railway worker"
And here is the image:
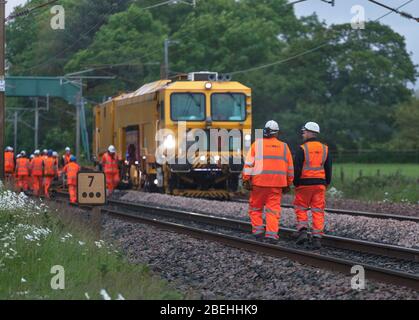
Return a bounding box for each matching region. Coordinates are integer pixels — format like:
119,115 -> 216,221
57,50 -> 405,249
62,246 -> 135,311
293,122 -> 332,249
28,154 -> 35,192
242,120 -> 294,243
15,151 -> 30,193
62,147 -> 72,167
31,150 -> 44,197
4,146 -> 15,185
102,145 -> 120,196
52,151 -> 60,176
43,150 -> 58,199
61,155 -> 80,204
42,149 -> 49,160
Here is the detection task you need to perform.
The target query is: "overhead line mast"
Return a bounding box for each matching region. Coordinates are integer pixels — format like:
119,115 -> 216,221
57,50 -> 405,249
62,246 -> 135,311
0,0 -> 5,179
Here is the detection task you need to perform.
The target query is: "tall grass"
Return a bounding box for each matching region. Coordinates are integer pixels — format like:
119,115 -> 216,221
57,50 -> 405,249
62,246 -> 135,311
0,188 -> 182,300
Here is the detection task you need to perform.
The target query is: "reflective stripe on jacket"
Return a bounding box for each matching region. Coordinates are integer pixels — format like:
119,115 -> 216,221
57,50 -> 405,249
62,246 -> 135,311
4,151 -> 14,173
16,158 -> 30,176
300,141 -> 328,179
44,157 -> 57,176
243,137 -> 294,187
102,152 -> 119,174
31,157 -> 44,176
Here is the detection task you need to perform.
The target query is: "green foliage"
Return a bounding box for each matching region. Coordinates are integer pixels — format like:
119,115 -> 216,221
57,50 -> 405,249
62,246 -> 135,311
5,0 -> 418,154
389,99 -> 419,150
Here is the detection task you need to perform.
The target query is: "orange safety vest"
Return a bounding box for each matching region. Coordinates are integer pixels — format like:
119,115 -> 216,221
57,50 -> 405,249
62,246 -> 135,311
102,152 -> 119,174
44,157 -> 57,176
16,157 -> 30,176
63,154 -> 72,166
31,157 -> 44,176
4,151 -> 14,173
243,137 -> 294,187
63,162 -> 80,185
300,141 -> 328,179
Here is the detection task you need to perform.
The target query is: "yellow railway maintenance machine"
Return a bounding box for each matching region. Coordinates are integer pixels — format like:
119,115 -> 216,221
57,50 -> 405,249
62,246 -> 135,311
93,72 -> 252,199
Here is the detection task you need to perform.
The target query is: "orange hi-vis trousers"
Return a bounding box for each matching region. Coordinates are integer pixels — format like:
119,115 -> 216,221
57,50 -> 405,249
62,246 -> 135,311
293,185 -> 326,238
32,176 -> 43,196
16,176 -> 29,191
44,176 -> 54,199
248,186 -> 282,240
105,173 -> 120,195
68,184 -> 77,203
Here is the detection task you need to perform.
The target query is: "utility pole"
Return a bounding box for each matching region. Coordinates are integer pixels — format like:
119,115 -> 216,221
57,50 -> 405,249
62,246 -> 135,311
164,39 -> 169,79
13,111 -> 17,152
34,98 -> 39,150
0,0 -> 5,180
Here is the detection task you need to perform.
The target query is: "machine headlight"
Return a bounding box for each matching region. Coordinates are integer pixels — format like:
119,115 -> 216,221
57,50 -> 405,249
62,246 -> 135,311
214,155 -> 220,162
205,82 -> 212,90
124,160 -> 129,165
200,155 -> 206,162
154,179 -> 158,185
244,134 -> 251,141
135,161 -> 139,165
163,134 -> 176,149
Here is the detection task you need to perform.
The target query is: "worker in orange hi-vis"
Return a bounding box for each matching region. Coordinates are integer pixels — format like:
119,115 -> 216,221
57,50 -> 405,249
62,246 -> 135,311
30,150 -> 44,197
101,145 -> 120,196
43,150 -> 58,199
42,149 -> 48,160
15,151 -> 30,193
4,146 -> 15,185
62,156 -> 80,204
293,122 -> 332,250
52,151 -> 61,176
242,120 -> 294,244
28,154 -> 35,192
61,147 -> 72,167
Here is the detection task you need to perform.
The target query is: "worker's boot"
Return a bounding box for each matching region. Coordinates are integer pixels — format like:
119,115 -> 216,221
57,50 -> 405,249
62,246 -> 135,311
311,237 -> 322,250
254,233 -> 264,240
296,228 -> 308,245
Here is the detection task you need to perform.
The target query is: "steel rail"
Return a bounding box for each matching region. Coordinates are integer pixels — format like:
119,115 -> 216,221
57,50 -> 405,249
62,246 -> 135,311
102,207 -> 419,291
109,199 -> 419,262
234,198 -> 419,223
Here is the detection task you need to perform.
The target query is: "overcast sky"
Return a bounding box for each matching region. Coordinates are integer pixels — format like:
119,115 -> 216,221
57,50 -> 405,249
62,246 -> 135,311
6,0 -> 419,86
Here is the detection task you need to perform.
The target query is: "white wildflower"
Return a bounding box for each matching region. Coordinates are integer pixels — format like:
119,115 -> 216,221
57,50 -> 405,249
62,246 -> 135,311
116,294 -> 125,300
100,289 -> 111,300
21,277 -> 27,283
85,292 -> 90,300
78,241 -> 86,246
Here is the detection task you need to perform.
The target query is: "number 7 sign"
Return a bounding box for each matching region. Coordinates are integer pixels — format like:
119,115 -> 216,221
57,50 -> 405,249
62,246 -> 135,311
77,172 -> 106,205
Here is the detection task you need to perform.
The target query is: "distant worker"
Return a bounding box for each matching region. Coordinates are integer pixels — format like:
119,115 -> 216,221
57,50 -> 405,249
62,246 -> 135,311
293,122 -> 332,249
15,151 -> 30,193
101,145 -> 120,196
62,147 -> 72,167
52,151 -> 60,176
28,154 -> 35,192
30,150 -> 44,197
43,150 -> 58,199
42,149 -> 49,160
4,146 -> 15,184
62,156 -> 80,204
242,121 -> 294,243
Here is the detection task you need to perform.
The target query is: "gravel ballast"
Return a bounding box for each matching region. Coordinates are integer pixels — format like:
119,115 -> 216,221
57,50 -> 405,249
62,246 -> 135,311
102,215 -> 419,300
116,191 -> 419,249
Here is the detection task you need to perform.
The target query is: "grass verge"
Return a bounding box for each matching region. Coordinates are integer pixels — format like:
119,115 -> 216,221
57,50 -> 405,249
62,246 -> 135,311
0,188 -> 183,300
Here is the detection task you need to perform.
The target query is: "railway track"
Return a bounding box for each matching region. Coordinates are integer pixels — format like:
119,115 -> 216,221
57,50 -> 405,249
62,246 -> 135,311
233,198 -> 419,223
52,191 -> 419,290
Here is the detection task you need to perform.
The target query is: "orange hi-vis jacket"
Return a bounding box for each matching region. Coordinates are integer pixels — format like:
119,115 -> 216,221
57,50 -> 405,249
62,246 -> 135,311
62,162 -> 80,185
31,156 -> 44,176
4,151 -> 15,173
243,137 -> 294,187
102,152 -> 119,174
63,154 -> 71,166
300,141 -> 329,179
16,157 -> 30,176
44,157 -> 58,176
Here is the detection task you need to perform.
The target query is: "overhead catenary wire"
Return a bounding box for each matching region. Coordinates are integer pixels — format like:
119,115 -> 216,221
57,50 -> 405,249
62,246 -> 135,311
368,0 -> 419,22
228,0 -> 417,76
6,0 -> 59,21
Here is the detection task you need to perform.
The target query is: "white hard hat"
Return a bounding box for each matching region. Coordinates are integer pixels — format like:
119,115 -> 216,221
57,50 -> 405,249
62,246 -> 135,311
34,149 -> 40,155
30,154 -> 34,159
302,122 -> 320,133
43,149 -> 48,154
65,147 -> 70,152
5,146 -> 12,151
108,145 -> 116,153
20,151 -> 26,156
264,120 -> 279,132
53,151 -> 58,157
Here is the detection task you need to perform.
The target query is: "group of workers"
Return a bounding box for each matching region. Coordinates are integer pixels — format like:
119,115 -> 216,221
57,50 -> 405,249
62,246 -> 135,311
3,143 -> 121,203
243,120 -> 332,249
3,147 -> 80,203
